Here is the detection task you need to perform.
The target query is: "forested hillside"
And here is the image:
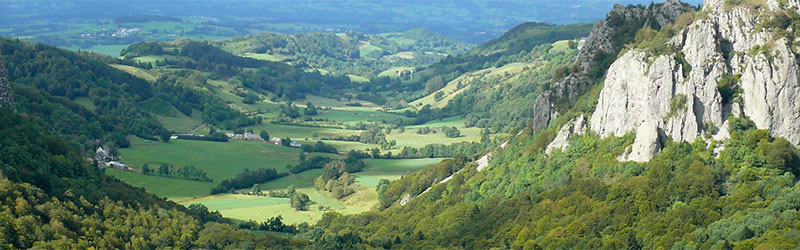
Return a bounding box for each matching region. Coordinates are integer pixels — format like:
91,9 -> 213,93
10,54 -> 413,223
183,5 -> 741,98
213,29 -> 472,78
389,22 -> 593,132
0,107 -> 306,248
306,1 -> 800,249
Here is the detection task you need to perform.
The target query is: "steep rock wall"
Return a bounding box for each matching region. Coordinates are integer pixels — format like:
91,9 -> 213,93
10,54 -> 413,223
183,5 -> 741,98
591,0 -> 800,161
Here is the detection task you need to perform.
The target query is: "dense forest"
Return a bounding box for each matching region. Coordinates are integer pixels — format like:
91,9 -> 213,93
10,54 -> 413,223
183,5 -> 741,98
123,39 -> 355,101
0,107 -> 306,248
0,38 -> 261,151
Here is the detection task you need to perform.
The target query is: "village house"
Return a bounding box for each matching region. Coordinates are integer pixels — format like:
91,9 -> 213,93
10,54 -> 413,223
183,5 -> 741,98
270,137 -> 282,145
95,146 -> 111,162
225,132 -> 264,141
106,161 -> 134,171
290,140 -> 302,148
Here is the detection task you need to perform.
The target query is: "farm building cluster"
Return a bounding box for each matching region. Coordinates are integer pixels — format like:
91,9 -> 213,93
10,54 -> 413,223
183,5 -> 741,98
94,146 -> 134,171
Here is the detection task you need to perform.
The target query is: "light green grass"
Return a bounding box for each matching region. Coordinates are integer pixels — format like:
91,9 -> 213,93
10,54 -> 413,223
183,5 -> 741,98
153,109 -> 203,133
347,74 -> 370,83
357,41 -> 384,58
73,97 -> 96,112
107,168 -> 215,199
241,123 -> 360,140
386,116 -> 482,147
378,66 -> 415,78
259,169 -> 322,190
181,187 -> 375,225
355,158 -> 443,187
111,64 -> 159,82
82,44 -> 129,57
408,62 -> 535,109
314,109 -> 408,124
113,137 -> 303,198
304,95 -> 377,109
140,97 -> 179,116
388,51 -> 414,59
242,53 -> 284,62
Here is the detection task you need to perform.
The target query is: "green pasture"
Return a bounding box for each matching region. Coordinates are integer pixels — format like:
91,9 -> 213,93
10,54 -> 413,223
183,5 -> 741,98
181,188 -> 374,225
354,158 -> 444,187
112,137 -> 303,198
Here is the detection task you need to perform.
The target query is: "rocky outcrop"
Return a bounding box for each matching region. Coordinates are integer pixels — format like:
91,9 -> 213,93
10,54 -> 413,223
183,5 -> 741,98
546,115 -> 587,154
0,59 -> 14,111
591,0 -> 800,161
532,0 -> 697,134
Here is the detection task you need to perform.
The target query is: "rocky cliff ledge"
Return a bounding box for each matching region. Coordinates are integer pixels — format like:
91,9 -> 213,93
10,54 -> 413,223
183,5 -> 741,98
532,0 -> 697,134
591,0 -> 800,161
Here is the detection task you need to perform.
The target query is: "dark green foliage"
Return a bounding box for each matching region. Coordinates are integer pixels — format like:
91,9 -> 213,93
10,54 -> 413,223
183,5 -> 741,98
288,155 -> 332,174
301,141 -> 338,154
1,38 -> 173,142
303,101 -> 318,116
120,41 -> 164,59
377,154 -> 469,209
239,216 -> 299,233
396,141 -> 488,159
290,192 -> 311,211
210,168 -> 288,194
143,163 -> 212,182
442,126 -> 461,138
0,107 -> 305,248
312,112 -> 800,249
259,130 -> 270,141
187,204 -> 226,223
717,73 -> 742,104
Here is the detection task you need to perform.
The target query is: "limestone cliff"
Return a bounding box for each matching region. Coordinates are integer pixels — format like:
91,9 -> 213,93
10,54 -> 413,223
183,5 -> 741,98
532,0 -> 697,134
590,0 -> 800,161
0,59 -> 14,111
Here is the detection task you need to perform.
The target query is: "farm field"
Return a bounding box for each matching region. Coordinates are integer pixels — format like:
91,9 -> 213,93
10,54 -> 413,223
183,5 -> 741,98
313,109 -> 409,124
240,123 -> 360,140
180,187 -> 376,225
242,52 -> 285,61
114,137 -> 304,198
408,61 -> 536,109
378,66 -> 415,77
386,116 -> 482,147
354,158 -> 444,188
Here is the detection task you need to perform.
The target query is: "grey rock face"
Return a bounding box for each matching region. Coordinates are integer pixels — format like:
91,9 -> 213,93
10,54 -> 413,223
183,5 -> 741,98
546,115 -> 587,155
591,0 -> 800,161
0,59 -> 14,111
531,0 -> 697,134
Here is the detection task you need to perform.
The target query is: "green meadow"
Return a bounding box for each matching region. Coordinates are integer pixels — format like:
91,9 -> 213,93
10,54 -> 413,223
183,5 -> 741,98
180,187 -> 376,225
113,137 -> 303,198
354,158 -> 444,188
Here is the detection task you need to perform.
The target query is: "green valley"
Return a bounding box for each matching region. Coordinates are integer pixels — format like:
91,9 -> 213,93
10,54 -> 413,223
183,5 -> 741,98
5,0 -> 800,249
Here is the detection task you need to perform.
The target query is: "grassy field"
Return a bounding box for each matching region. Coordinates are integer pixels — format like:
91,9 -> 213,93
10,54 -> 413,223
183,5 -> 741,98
259,169 -> 322,190
355,158 -> 444,187
347,74 -> 370,83
73,97 -> 96,112
180,187 -> 376,225
303,95 -> 379,109
357,41 -> 384,58
70,44 -> 129,57
385,116 -> 482,147
243,53 -> 285,62
378,66 -> 415,78
313,109 -> 408,124
153,109 -> 204,133
114,137 -> 303,198
111,64 -> 160,82
241,123 -> 360,140
408,62 -> 536,109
